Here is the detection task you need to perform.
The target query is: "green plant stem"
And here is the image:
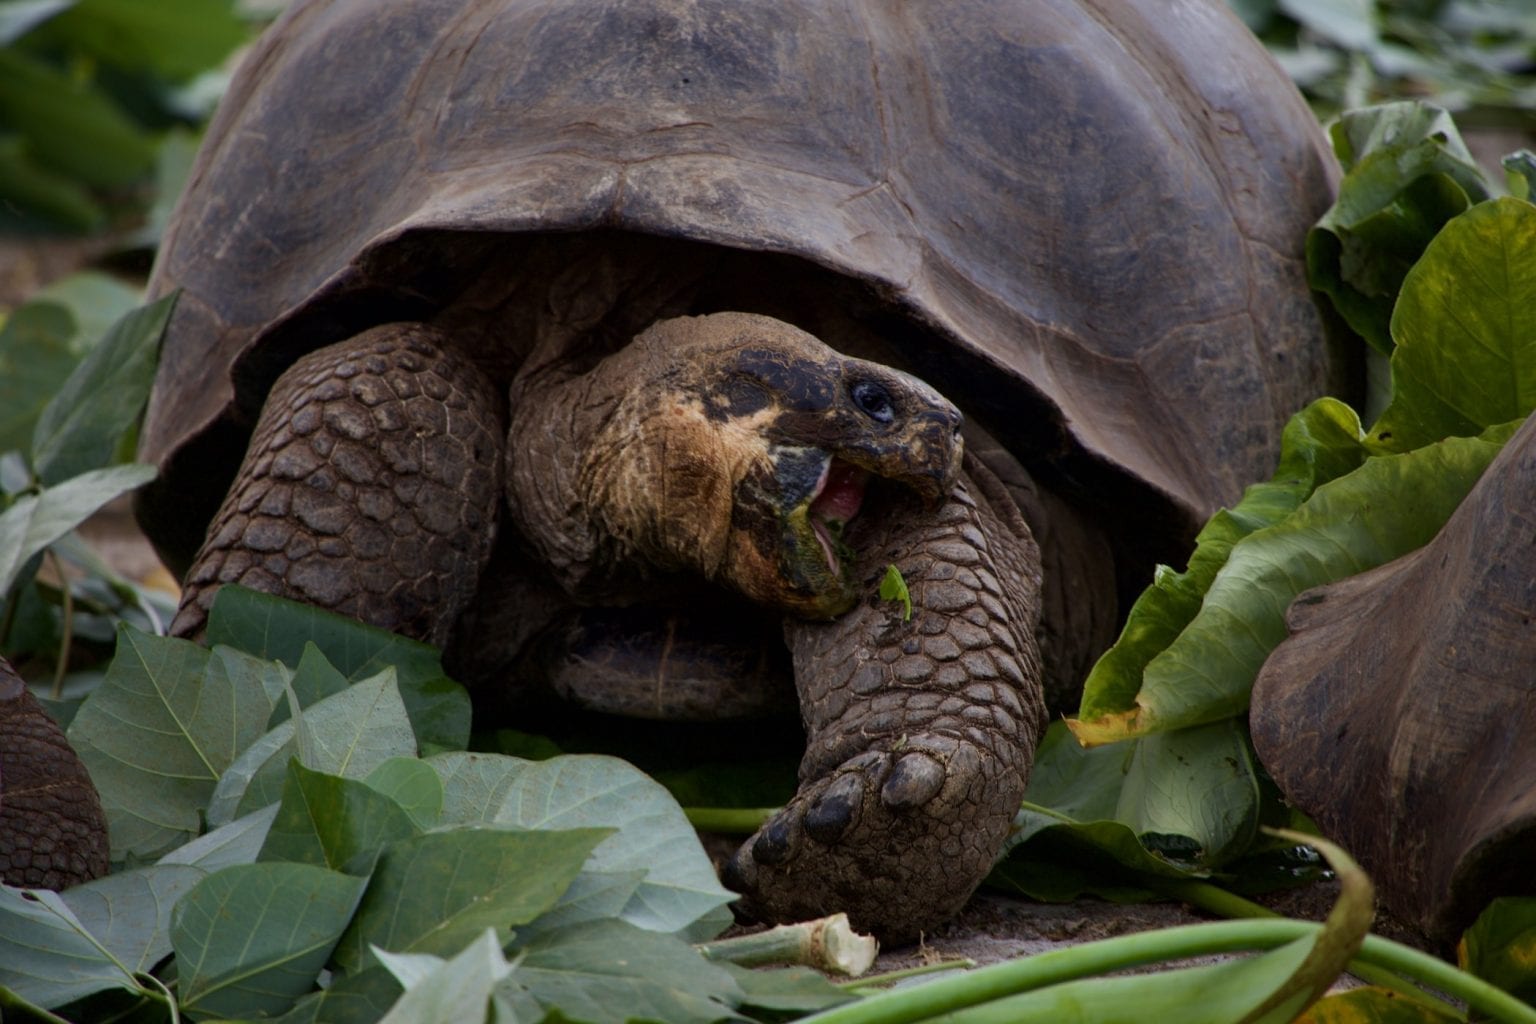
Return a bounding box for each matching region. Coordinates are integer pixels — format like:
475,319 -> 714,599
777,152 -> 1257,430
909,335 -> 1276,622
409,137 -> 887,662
46,549 -> 72,699
797,921 -> 1536,1024
682,807 -> 777,833
1156,877 -> 1463,1017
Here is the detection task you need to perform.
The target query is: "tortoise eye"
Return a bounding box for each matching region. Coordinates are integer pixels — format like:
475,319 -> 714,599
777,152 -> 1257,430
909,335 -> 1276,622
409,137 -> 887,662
850,380 -> 895,424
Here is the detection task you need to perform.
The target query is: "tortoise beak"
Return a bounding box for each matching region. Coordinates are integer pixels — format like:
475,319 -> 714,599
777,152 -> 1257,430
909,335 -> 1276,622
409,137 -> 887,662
842,399 -> 964,508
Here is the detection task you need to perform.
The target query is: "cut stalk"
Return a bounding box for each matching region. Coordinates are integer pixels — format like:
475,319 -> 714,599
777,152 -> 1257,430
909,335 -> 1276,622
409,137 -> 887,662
697,913 -> 878,976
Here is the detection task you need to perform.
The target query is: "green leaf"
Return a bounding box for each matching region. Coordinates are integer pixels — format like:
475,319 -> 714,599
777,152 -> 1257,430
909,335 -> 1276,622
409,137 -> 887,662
0,48 -> 156,190
260,762 -> 422,875
374,929 -> 514,1024
718,962 -> 855,1014
264,965 -> 404,1024
1074,427 -> 1511,740
1114,719 -> 1262,867
1307,101 -> 1490,353
1457,896 -> 1536,1007
67,626 -> 282,859
268,641 -> 350,728
27,0 -> 248,82
364,757 -> 445,831
1278,0 -> 1377,51
173,862 -> 368,1020
484,754 -> 737,940
0,463 -> 156,596
0,0 -> 75,45
31,292 -> 174,484
428,751 -> 532,826
1073,398 -> 1367,740
208,667 -> 418,826
159,805 -> 279,871
0,884 -> 138,1008
0,132 -> 103,230
1370,197 -> 1536,453
59,864 -> 207,977
505,919 -> 745,1024
207,586 -> 471,753
34,270 -> 144,353
879,563 -> 912,621
1504,151 -> 1536,201
332,826 -> 610,974
0,300 -> 77,454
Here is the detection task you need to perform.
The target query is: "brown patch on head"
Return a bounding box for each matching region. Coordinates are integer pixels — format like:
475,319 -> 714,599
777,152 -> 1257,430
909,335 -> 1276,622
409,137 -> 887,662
507,312 -> 963,617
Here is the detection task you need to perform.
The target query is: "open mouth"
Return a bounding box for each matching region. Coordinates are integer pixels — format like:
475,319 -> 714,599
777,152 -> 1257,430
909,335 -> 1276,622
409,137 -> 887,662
806,457 -> 870,575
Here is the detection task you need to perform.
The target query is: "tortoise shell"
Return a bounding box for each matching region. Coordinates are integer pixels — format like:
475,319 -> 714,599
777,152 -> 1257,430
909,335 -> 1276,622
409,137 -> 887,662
137,0 -> 1345,574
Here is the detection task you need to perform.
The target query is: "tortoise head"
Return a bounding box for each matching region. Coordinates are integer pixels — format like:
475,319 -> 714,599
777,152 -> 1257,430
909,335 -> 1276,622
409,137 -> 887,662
530,312 -> 962,617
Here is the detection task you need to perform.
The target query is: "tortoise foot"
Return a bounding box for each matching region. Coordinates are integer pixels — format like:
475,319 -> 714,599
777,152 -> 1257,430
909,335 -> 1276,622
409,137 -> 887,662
725,731 -> 1011,942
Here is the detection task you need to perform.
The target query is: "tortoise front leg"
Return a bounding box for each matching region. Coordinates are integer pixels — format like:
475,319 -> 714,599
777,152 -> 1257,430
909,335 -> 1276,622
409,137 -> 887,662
171,324 -> 504,645
725,456 -> 1047,941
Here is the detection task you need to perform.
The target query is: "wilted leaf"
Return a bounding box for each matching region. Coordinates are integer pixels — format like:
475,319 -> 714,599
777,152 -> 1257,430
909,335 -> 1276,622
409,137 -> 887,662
489,754 -> 737,940
260,762 -> 422,875
332,826 -> 609,974
0,463 -> 156,596
67,626 -> 280,859
1296,986 -> 1460,1022
31,292 -> 173,484
207,586 -> 471,753
0,884 -> 138,1008
173,862 -> 367,1020
505,919 -> 744,1024
1370,197 -> 1536,452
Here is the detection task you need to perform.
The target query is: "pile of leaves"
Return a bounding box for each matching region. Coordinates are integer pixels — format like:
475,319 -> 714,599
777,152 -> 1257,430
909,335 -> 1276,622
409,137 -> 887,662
1230,0 -> 1536,119
991,99 -> 1536,942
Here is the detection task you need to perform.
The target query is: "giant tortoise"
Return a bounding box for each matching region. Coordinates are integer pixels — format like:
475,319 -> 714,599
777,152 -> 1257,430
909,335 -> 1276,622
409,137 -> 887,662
115,0 -> 1344,939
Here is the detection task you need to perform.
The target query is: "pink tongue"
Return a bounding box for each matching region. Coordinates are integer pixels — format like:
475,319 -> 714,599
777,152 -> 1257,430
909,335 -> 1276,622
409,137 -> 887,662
811,460 -> 867,521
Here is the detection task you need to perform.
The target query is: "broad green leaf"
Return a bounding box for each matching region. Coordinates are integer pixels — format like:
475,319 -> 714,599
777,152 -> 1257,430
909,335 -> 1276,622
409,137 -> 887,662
31,292 -> 174,484
209,669 -> 417,825
0,0 -> 74,44
428,751 -> 532,826
718,962 -> 854,1014
1278,0 -> 1377,50
265,965 -> 403,1024
268,641 -> 350,728
0,132 -> 102,230
332,826 -> 609,974
173,863 -> 367,1020
1307,101 -> 1490,353
0,300 -> 76,453
364,757 -> 445,831
0,463 -> 156,596
1072,427 -> 1511,740
374,929 -> 514,1024
26,0 -> 248,81
505,919 -> 745,1024
260,762 -> 422,875
1457,896 -> 1536,1007
159,804 -> 279,871
1370,197 -> 1536,453
67,626 -> 281,859
34,270 -> 144,353
1505,151 -> 1536,201
0,48 -> 156,189
59,864 -> 206,977
0,884 -> 138,1008
489,754 -> 737,940
207,586 -> 471,753
1074,398 -> 1366,736
995,724 -> 1211,888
